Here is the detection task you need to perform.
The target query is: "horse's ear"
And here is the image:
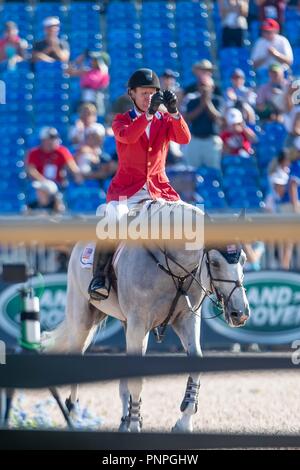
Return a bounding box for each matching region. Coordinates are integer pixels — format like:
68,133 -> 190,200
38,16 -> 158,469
238,208 -> 246,220
205,212 -> 213,224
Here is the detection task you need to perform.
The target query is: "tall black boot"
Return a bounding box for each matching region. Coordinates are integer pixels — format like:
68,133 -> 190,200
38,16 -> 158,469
88,248 -> 113,301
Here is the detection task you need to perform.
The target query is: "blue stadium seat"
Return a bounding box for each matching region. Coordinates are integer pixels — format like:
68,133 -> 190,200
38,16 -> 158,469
2,0 -> 295,215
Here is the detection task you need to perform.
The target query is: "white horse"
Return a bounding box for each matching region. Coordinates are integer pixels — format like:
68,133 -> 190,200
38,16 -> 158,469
42,201 -> 250,432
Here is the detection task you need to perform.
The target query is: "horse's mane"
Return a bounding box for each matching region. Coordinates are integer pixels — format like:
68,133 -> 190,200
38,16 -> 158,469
127,199 -> 204,249
139,199 -> 204,219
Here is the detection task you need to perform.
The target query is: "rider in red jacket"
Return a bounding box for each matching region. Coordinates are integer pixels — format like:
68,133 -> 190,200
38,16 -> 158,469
89,68 -> 191,301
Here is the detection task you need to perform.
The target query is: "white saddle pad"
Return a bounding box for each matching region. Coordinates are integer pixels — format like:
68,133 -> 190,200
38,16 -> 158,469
80,200 -> 170,271
80,241 -> 125,271
80,243 -> 95,269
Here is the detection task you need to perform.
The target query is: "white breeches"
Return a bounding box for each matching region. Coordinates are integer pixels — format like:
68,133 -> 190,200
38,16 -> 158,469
101,186 -> 152,223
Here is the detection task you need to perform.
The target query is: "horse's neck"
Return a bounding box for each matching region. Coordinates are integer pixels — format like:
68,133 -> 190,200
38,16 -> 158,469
165,246 -> 212,291
145,200 -> 205,275
161,246 -> 203,277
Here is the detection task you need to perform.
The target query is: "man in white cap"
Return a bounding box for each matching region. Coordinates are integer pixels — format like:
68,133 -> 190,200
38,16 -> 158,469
27,179 -> 65,214
75,123 -> 117,179
32,16 -> 70,63
221,108 -> 256,157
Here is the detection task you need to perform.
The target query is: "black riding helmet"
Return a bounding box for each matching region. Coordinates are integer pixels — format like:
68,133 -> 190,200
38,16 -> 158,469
128,68 -> 160,91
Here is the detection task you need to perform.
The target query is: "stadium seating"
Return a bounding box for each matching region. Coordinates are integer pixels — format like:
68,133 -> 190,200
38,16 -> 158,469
64,181 -> 106,213
0,1 -> 295,214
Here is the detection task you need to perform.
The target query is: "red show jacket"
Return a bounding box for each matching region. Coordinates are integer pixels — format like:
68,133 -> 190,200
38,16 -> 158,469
107,110 -> 191,202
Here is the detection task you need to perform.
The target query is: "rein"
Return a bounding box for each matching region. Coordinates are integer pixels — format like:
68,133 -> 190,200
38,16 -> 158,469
147,247 -> 245,343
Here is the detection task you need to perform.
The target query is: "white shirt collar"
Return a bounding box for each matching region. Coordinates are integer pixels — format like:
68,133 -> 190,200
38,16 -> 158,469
134,106 -> 142,117
133,107 -> 161,119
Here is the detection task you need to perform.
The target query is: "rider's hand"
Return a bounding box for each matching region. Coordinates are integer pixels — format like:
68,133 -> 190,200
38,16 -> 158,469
163,90 -> 178,114
148,91 -> 164,115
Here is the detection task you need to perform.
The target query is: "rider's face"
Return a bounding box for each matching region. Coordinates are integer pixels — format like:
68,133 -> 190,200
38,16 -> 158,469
131,87 -> 157,112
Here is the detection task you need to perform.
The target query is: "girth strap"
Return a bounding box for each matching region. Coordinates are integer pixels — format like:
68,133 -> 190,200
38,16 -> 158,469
153,284 -> 185,343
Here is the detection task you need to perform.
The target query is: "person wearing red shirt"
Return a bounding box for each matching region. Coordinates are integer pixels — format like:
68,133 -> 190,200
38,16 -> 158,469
26,127 -> 82,187
221,108 -> 256,157
89,68 -> 191,301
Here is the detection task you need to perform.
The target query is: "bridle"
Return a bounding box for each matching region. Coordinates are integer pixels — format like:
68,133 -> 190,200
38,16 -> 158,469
147,246 -> 246,342
205,250 -> 245,311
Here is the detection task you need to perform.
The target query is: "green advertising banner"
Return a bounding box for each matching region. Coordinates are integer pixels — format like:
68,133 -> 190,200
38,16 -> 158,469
203,271 -> 300,344
2,271 -> 300,347
0,274 -> 122,344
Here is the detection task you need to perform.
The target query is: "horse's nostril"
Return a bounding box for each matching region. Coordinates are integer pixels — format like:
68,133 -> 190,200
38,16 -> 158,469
240,314 -> 249,324
231,311 -> 240,318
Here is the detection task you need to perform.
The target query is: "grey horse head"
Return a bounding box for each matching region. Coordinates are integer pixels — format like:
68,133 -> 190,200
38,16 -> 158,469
205,211 -> 250,327
205,245 -> 250,327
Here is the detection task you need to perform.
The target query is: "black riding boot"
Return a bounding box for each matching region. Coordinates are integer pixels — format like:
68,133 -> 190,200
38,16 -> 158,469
88,248 -> 113,301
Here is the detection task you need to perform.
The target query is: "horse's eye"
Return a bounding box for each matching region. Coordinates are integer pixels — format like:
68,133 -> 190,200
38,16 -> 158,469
240,256 -> 246,266
211,261 -> 220,269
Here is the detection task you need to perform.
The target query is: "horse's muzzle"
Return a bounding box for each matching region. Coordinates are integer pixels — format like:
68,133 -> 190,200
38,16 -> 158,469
230,312 -> 249,327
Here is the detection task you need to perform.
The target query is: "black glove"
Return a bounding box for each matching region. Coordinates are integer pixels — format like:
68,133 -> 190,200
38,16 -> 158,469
148,91 -> 164,115
163,89 -> 178,114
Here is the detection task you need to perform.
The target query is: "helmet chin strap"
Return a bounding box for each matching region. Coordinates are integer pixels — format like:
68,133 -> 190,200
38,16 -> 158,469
128,90 -> 147,114
134,101 -> 145,113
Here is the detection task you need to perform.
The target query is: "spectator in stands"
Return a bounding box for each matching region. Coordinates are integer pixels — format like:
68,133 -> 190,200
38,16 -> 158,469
26,179 -> 65,214
265,149 -> 291,212
160,70 -> 184,161
221,108 -> 256,157
166,142 -> 184,167
110,94 -> 132,116
69,103 -> 99,145
264,150 -> 293,269
234,99 -> 256,125
67,51 -> 110,116
289,135 -> 300,162
160,69 -> 181,92
0,21 -> 28,70
26,127 -> 82,189
184,76 -> 223,169
255,0 -> 287,31
225,68 -> 256,107
244,242 -> 265,271
218,0 -> 249,48
256,63 -> 289,121
283,81 -> 300,151
32,17 -> 70,63
75,123 -> 105,174
75,124 -> 117,185
224,68 -> 256,124
251,19 -> 293,71
183,60 -> 221,97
